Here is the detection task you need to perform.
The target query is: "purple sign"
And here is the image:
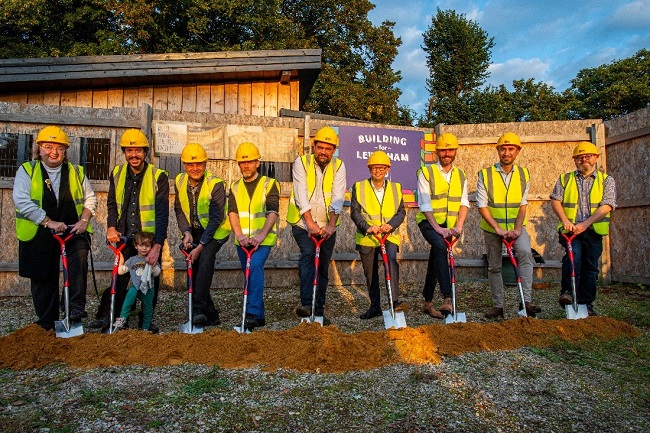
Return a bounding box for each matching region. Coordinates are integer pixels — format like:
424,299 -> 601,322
337,125 -> 423,192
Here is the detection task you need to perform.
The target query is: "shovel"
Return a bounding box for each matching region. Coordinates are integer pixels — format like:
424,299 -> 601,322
560,231 -> 589,320
179,244 -> 203,334
52,227 -> 84,338
444,236 -> 466,324
502,238 -> 528,318
106,237 -> 128,334
374,233 -> 406,329
301,235 -> 326,326
234,245 -> 257,334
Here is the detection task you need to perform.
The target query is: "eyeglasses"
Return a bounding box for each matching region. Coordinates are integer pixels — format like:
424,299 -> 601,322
41,144 -> 66,153
370,166 -> 389,171
574,154 -> 596,162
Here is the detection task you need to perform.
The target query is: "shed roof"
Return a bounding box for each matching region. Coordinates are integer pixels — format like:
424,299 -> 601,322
0,49 -> 322,108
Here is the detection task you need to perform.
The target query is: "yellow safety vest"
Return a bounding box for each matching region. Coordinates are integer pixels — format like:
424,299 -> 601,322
113,163 -> 166,233
287,155 -> 343,226
16,161 -> 91,241
479,165 -> 529,233
415,165 -> 465,228
354,179 -> 403,247
230,176 -> 278,247
175,171 -> 231,241
558,171 -> 610,235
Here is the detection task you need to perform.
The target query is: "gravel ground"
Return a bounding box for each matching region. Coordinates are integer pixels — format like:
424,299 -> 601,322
1,281 -> 648,432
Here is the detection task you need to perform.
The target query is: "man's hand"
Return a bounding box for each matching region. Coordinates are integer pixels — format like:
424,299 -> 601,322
506,228 -> 522,239
146,243 -> 162,266
306,221 -> 321,237
182,232 -> 194,250
188,243 -> 203,262
379,223 -> 393,234
107,227 -> 121,243
367,225 -> 381,236
321,224 -> 336,239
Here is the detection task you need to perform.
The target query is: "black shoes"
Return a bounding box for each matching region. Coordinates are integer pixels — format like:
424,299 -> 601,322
295,305 -> 311,318
484,307 -> 504,319
587,304 -> 597,316
192,314 -> 208,326
359,309 -> 381,320
68,310 -> 88,321
244,314 -> 266,332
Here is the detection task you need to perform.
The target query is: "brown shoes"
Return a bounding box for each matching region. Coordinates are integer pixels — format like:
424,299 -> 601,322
559,291 -> 573,307
393,301 -> 410,312
438,297 -> 453,315
422,301 -> 444,319
484,307 -> 504,319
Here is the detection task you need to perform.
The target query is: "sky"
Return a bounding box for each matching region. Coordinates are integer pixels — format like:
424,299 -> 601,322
367,0 -> 650,117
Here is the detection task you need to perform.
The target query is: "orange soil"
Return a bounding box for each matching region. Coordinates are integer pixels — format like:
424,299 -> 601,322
0,317 -> 639,373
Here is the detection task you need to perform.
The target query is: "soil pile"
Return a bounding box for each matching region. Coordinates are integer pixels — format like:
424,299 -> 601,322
0,317 -> 639,373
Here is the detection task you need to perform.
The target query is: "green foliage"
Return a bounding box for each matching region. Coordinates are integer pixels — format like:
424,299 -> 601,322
567,49 -> 650,120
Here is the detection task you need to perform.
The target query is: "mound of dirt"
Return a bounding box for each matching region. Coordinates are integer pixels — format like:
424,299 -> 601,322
0,317 -> 639,373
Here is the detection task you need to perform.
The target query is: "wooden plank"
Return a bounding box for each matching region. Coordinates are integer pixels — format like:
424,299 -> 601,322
210,84 -> 225,114
107,89 -> 124,108
153,86 -> 168,110
264,82 -> 278,117
60,90 -> 77,106
123,88 -> 138,108
168,85 -> 183,112
43,91 -> 61,106
138,86 -> 154,107
92,89 -> 108,109
2,94 -> 27,103
606,125 -> 650,145
27,93 -> 44,105
278,81 -> 291,113
182,85 -> 197,112
290,79 -> 299,110
0,112 -> 141,128
76,90 -> 93,107
224,83 -> 238,114
238,83 -> 252,115
251,82 -> 265,116
196,84 -> 211,113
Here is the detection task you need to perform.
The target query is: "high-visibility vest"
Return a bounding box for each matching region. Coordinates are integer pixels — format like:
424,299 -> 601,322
113,163 -> 167,233
558,171 -> 610,235
479,165 -> 529,233
230,176 -> 278,247
415,165 -> 465,228
287,155 -> 343,226
16,161 -> 91,241
354,179 -> 403,247
175,171 -> 231,240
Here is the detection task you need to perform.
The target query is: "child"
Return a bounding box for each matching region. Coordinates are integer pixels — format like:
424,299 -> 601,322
113,232 -> 161,333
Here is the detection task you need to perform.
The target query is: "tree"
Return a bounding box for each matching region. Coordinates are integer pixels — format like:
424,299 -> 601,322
568,49 -> 650,120
421,8 -> 494,126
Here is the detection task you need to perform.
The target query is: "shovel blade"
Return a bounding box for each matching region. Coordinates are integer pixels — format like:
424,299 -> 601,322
445,311 -> 467,324
55,319 -> 84,338
565,304 -> 589,320
179,321 -> 203,334
517,308 -> 528,318
233,325 -> 251,334
300,316 -> 324,326
383,310 -> 406,329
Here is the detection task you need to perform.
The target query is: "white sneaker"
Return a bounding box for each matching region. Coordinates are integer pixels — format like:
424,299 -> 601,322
113,317 -> 126,330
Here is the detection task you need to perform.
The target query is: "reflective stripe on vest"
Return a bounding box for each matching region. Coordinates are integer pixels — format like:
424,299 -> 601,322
113,164 -> 166,233
231,176 -> 278,247
559,171 -> 610,235
287,155 -> 343,225
479,165 -> 529,233
415,165 -> 465,228
16,161 -> 91,241
175,171 -> 231,240
355,179 -> 403,247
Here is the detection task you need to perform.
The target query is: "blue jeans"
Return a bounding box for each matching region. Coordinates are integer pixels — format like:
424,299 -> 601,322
236,245 -> 271,319
559,229 -> 603,305
292,225 -> 336,316
418,220 -> 451,301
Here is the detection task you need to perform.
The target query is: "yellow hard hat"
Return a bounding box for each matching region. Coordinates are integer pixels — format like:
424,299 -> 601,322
181,143 -> 208,163
120,129 -> 149,148
497,132 -> 521,148
235,142 -> 261,162
367,150 -> 391,167
573,142 -> 600,157
314,125 -> 339,147
36,126 -> 70,147
436,132 -> 459,150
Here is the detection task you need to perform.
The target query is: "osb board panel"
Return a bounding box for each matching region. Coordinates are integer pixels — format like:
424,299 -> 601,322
605,106 -> 650,137
606,135 -> 649,203
610,207 -> 650,282
444,120 -> 598,142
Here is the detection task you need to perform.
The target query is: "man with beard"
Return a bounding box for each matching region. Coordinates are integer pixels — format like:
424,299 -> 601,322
416,132 -> 469,320
477,132 -> 540,319
288,126 -> 346,325
88,129 -> 169,333
550,142 -> 616,316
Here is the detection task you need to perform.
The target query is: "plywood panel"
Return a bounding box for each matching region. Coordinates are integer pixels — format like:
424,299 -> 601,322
196,84 -> 211,113
224,83 -> 238,114
182,85 -> 197,112
168,85 -> 183,112
138,86 -> 154,107
92,89 -> 108,109
123,88 -> 138,107
290,79 -> 299,110
107,89 -> 124,108
153,86 -> 168,110
251,82 -> 265,116
60,91 -> 77,106
43,91 -> 61,106
278,82 -> 291,112
76,90 -> 93,107
238,83 -> 252,116
27,93 -> 44,105
210,84 -> 225,114
3,94 -> 28,103
264,82 -> 278,117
